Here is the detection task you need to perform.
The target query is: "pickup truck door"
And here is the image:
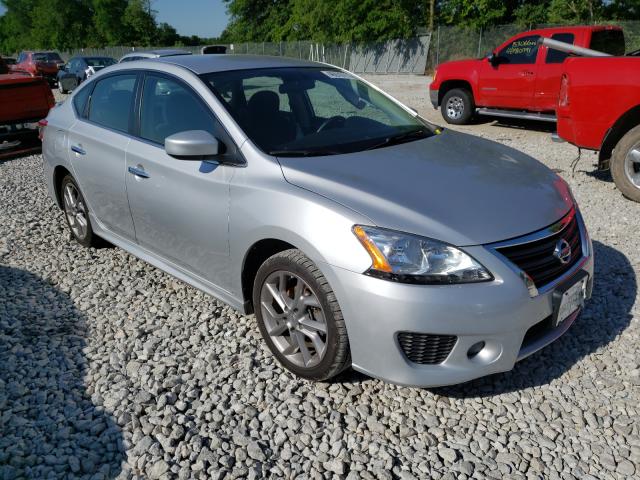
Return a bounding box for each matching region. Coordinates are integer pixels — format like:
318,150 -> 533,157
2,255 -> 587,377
533,32 -> 577,112
478,34 -> 541,109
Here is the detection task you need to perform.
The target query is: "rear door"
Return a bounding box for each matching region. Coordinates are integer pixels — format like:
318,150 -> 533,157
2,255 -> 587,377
67,73 -> 138,240
125,72 -> 236,287
534,32 -> 577,112
478,34 -> 541,109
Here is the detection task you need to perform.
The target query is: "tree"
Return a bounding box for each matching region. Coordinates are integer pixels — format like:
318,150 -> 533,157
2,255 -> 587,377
91,0 -> 129,46
123,0 -> 157,46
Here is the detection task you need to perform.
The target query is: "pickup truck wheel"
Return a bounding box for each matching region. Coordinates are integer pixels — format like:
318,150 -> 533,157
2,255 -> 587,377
611,125 -> 640,203
253,249 -> 351,381
441,88 -> 474,125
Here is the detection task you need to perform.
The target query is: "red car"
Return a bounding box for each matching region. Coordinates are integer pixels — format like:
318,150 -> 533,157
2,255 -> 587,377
429,26 -> 625,124
556,55 -> 640,202
10,51 -> 64,86
0,57 -> 55,158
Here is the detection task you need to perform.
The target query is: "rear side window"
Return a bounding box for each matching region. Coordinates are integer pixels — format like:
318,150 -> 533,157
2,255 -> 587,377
545,33 -> 575,64
139,74 -> 215,145
88,74 -> 136,132
590,29 -> 625,56
499,35 -> 540,64
73,84 -> 92,117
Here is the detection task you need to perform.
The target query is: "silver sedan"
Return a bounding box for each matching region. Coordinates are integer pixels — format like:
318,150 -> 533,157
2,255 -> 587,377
42,55 -> 593,387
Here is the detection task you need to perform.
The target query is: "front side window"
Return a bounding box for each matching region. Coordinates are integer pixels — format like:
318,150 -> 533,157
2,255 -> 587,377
87,74 -> 136,132
499,35 -> 540,65
139,74 -> 216,145
201,67 -> 432,156
545,33 -> 575,64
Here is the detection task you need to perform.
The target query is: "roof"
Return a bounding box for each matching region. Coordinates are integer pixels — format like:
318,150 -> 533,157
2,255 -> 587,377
120,49 -> 192,60
527,25 -> 623,36
155,54 -> 322,74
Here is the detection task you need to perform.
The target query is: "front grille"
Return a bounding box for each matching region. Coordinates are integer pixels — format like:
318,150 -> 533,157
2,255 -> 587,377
496,211 -> 582,288
397,332 -> 457,364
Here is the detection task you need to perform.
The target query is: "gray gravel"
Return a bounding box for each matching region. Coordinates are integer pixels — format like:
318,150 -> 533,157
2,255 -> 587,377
1,77 -> 639,479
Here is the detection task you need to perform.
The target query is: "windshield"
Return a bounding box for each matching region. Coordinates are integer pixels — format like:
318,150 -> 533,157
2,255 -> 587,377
34,52 -> 62,62
200,67 -> 433,156
85,57 -> 116,67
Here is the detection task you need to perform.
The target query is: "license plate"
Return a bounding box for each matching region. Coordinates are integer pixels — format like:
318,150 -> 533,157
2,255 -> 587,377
552,272 -> 588,327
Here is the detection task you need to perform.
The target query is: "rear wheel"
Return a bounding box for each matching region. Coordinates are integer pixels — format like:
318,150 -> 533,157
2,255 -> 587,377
61,175 -> 99,248
253,249 -> 350,381
611,125 -> 640,203
441,88 -> 474,125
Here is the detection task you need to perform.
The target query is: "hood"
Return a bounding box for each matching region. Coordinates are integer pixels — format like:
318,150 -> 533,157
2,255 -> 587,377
277,130 -> 573,246
437,57 -> 483,71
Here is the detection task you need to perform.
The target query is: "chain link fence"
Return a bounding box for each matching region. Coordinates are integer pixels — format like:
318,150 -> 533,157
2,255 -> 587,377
60,20 -> 640,76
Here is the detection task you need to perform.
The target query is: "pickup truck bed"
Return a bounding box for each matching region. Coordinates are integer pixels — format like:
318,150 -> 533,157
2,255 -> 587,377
557,56 -> 640,202
0,71 -> 55,158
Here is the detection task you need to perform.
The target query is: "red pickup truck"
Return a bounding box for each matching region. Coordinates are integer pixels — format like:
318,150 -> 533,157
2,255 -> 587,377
429,26 -> 625,124
556,56 -> 640,202
1,57 -> 55,158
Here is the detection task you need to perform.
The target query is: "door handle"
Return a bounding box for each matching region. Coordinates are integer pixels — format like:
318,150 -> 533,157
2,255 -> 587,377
71,145 -> 86,155
128,166 -> 150,179
519,70 -> 534,77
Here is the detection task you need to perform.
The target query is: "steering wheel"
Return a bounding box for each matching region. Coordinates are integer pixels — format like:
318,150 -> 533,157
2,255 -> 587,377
316,115 -> 346,133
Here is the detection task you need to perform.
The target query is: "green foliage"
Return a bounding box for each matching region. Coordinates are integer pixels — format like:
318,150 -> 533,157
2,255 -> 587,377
221,0 -> 424,43
0,0 -> 217,54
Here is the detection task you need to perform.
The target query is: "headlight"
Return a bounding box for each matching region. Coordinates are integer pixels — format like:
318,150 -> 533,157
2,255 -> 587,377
353,225 -> 493,284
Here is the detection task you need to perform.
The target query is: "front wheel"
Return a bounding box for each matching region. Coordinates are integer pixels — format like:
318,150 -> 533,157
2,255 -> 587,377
611,125 -> 640,203
253,249 -> 351,381
441,88 -> 474,125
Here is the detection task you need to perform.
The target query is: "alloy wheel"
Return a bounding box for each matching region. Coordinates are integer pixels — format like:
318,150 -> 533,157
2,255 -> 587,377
625,146 -> 640,189
259,270 -> 328,368
63,182 -> 88,240
446,96 -> 464,120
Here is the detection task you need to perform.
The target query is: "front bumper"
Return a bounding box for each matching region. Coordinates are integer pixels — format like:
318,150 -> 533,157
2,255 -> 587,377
321,214 -> 594,387
429,88 -> 439,109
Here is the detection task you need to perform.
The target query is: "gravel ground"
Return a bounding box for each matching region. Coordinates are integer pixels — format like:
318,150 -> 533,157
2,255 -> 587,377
1,77 -> 639,480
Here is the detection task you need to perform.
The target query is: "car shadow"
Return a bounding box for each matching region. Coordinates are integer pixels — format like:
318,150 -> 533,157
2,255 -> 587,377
0,266 -> 124,478
434,241 -> 635,397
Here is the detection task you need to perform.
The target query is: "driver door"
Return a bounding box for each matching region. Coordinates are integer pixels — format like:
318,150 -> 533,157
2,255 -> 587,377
479,34 -> 541,109
125,72 -> 239,289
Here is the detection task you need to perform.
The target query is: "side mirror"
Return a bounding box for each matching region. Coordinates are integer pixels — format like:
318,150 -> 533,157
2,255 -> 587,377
488,53 -> 501,66
165,130 -> 220,159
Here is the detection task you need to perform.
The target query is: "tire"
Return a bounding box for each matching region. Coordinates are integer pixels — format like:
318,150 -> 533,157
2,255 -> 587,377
253,249 -> 351,381
441,88 -> 474,125
611,125 -> 640,203
58,84 -> 67,94
60,175 -> 99,248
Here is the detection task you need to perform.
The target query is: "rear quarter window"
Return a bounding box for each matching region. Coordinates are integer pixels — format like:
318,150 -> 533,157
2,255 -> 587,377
590,30 -> 625,56
73,84 -> 92,117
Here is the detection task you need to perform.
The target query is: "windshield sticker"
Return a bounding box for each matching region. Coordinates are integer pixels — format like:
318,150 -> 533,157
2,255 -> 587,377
321,70 -> 353,79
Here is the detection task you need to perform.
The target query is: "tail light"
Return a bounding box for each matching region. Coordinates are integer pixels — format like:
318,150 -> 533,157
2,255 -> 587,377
38,119 -> 48,141
559,74 -> 570,107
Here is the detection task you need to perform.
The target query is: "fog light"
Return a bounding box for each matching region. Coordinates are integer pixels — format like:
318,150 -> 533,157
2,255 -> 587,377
467,341 -> 485,359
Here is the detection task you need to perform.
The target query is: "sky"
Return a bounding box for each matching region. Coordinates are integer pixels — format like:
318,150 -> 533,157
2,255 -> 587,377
0,0 -> 230,38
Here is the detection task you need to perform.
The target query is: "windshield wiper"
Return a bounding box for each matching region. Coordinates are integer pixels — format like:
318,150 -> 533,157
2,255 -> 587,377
268,149 -> 341,157
364,128 -> 429,151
